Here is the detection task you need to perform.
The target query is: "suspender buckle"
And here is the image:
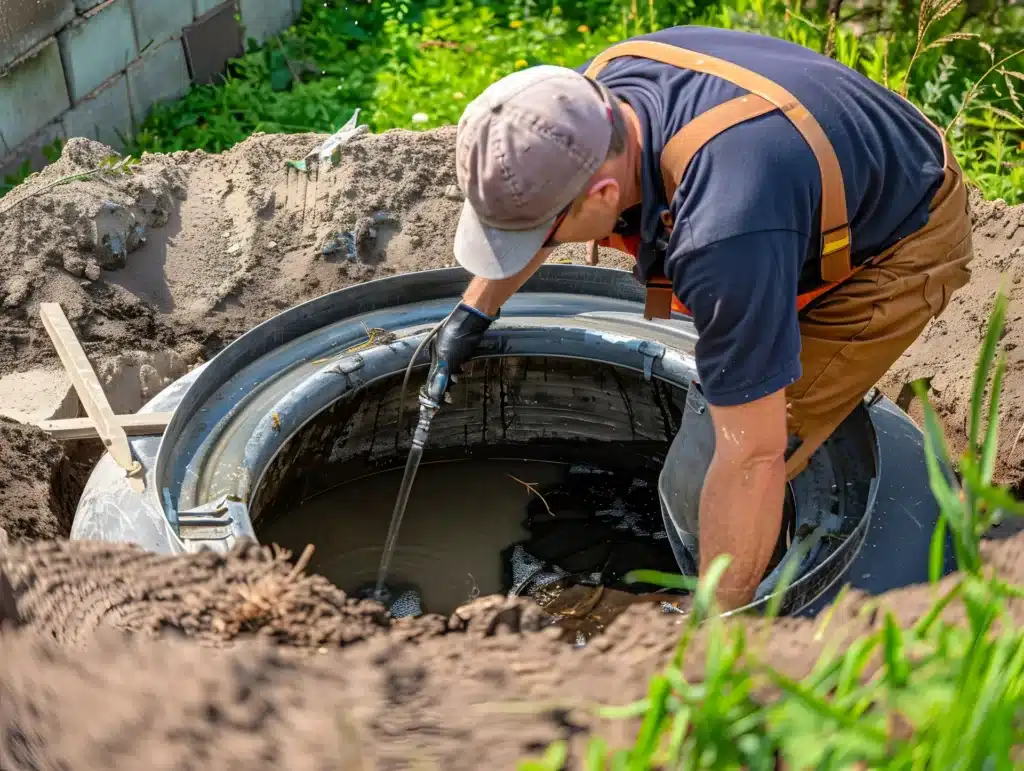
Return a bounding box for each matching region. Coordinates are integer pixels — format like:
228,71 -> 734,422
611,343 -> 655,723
820,225 -> 852,283
644,275 -> 674,320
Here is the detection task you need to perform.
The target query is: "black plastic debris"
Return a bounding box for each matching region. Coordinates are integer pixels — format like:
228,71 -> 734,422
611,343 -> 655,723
502,464 -> 686,602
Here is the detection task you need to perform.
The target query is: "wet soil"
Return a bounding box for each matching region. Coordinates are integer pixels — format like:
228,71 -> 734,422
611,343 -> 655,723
0,417 -> 81,543
0,126 -> 1022,767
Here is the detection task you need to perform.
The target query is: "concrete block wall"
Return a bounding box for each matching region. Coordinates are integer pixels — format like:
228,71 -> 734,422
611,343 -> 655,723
0,0 -> 301,180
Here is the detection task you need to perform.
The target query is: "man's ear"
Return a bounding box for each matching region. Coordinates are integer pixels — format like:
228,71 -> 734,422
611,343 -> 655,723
584,176 -> 620,211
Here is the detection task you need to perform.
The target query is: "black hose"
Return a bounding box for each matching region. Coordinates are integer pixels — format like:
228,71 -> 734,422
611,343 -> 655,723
395,308 -> 456,441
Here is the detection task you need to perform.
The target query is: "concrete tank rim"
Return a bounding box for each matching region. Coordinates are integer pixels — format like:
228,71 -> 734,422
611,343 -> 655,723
71,265 -> 950,617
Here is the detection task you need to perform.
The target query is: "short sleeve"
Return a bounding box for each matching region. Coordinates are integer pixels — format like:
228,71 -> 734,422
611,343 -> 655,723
665,229 -> 804,407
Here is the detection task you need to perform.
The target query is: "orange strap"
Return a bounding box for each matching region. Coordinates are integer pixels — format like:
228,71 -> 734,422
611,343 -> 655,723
584,40 -> 852,285
591,237 -> 866,319
661,94 -> 776,194
644,275 -> 675,319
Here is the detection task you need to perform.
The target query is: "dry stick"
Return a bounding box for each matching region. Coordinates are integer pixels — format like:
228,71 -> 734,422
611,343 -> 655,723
0,168 -> 103,217
1008,420 -> 1024,461
823,0 -> 843,58
275,37 -> 302,85
882,36 -> 891,90
508,475 -> 554,515
286,544 -> 316,583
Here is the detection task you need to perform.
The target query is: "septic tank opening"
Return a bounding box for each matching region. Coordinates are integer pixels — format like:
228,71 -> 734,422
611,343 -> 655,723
248,356 -> 792,635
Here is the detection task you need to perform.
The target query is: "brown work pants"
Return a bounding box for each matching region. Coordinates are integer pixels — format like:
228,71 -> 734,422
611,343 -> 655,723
784,141 -> 974,479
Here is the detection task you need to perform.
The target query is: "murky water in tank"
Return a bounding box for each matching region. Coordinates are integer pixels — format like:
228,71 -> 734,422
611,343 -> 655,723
260,458 -> 567,617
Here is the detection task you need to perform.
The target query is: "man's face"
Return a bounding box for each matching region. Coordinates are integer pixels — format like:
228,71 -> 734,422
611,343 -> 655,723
546,158 -> 625,247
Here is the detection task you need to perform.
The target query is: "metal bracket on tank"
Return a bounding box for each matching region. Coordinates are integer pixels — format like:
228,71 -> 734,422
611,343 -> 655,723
176,495 -> 257,553
637,340 -> 666,381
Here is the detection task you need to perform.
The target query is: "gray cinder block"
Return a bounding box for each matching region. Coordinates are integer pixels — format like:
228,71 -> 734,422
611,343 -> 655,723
0,0 -> 76,71
62,73 -> 133,150
0,39 -> 72,150
129,0 -> 195,50
58,0 -> 137,102
127,37 -> 190,124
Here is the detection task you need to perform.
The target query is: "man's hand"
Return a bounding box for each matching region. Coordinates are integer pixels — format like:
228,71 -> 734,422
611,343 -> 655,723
699,389 -> 788,612
424,245 -> 554,402
424,303 -> 497,403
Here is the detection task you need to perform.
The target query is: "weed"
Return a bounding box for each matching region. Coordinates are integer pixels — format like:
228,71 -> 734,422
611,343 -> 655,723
0,153 -> 140,217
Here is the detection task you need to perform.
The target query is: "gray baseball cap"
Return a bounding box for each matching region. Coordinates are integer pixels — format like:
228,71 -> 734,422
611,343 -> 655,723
454,65 -> 614,279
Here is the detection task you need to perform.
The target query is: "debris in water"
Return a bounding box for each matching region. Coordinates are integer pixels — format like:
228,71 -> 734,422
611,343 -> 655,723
356,581 -> 424,619
389,589 -> 423,619
501,464 -> 687,634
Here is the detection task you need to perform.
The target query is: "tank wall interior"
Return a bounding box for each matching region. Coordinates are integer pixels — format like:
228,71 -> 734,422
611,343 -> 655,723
250,356 -> 687,531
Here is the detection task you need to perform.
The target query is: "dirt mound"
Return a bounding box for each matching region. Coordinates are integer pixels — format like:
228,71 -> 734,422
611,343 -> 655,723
1,533 -> 1023,769
0,539 -> 392,648
0,418 -> 78,543
0,127 -> 622,376
879,190 -> 1024,490
0,128 -> 463,370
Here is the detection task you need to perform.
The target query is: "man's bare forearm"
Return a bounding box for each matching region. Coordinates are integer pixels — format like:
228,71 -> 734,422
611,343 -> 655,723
698,449 -> 786,611
462,248 -> 554,315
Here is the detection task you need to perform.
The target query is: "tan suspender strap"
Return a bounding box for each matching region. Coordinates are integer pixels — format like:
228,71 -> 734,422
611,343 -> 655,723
660,94 -> 776,191
585,40 -> 852,282
644,275 -> 674,320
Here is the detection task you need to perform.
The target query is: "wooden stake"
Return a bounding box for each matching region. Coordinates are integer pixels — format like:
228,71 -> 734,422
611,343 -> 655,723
38,303 -> 145,492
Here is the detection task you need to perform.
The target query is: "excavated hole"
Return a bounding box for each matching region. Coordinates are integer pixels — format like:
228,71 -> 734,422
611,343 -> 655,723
249,356 -> 794,638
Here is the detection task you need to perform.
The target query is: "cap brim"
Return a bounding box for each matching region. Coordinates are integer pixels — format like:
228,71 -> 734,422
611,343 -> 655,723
453,199 -> 554,280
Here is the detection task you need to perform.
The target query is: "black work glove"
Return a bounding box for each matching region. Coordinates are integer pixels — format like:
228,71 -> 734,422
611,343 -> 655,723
424,302 -> 498,404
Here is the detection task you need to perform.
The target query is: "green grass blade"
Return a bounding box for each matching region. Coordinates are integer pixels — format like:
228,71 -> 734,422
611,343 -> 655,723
969,287 -> 1008,454
623,569 -> 698,592
597,700 -> 650,720
980,352 -> 1007,485
913,381 -> 957,497
629,675 -> 672,768
762,668 -> 889,744
585,737 -> 607,771
666,706 -> 692,764
836,634 -> 881,700
881,612 -> 910,687
692,554 -> 733,622
913,581 -> 963,637
928,512 -> 949,584
518,740 -> 568,771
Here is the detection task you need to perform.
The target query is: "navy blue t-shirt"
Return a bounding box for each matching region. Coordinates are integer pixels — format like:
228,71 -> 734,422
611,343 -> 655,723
577,27 -> 945,407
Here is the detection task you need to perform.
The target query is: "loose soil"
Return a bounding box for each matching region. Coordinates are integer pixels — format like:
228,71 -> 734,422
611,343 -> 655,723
0,126 -> 1022,768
